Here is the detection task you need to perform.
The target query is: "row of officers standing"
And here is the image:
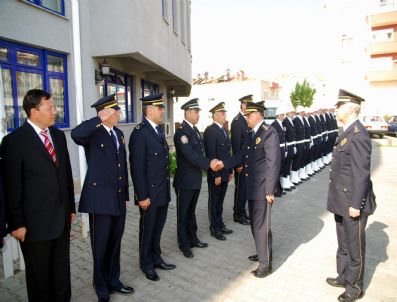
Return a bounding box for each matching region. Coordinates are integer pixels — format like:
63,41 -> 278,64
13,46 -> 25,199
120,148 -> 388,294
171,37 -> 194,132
0,88 -> 373,302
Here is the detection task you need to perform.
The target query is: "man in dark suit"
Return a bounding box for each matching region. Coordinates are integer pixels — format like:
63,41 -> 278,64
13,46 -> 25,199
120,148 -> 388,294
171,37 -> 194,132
1,89 -> 76,302
230,94 -> 252,225
244,101 -> 280,278
129,93 -> 176,282
203,102 -> 234,241
71,94 -> 134,302
173,98 -> 222,258
326,89 -> 372,302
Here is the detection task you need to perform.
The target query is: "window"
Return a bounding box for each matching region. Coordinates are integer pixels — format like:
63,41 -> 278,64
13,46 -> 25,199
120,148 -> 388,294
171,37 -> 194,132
180,0 -> 186,44
372,28 -> 394,42
26,0 -> 65,16
98,71 -> 135,123
172,0 -> 178,35
380,0 -> 395,8
141,80 -> 159,98
0,39 -> 69,130
162,0 -> 169,22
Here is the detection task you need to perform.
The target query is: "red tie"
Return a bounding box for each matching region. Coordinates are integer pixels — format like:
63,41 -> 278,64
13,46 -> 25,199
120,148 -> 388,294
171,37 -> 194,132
40,130 -> 58,164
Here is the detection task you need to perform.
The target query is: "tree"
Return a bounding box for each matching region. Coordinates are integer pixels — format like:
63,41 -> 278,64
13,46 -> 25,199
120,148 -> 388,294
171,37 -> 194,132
290,80 -> 316,108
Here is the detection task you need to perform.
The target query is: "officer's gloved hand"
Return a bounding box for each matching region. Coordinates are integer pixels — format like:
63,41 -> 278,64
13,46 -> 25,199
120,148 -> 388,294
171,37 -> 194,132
284,151 -> 288,158
294,147 -> 297,154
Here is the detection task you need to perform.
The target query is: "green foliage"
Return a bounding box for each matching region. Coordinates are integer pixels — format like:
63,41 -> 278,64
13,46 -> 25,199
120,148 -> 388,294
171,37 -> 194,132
384,114 -> 391,122
169,151 -> 177,176
290,79 -> 316,108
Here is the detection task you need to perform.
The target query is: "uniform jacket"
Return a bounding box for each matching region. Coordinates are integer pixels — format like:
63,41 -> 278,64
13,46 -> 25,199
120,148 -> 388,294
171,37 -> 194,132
303,117 -> 311,149
282,117 -> 295,153
245,122 -> 281,200
271,120 -> 286,152
203,123 -> 233,182
327,120 -> 372,217
71,117 -> 129,215
231,112 -> 250,155
173,121 -> 210,190
1,122 -> 75,242
129,118 -> 171,207
293,116 -> 305,143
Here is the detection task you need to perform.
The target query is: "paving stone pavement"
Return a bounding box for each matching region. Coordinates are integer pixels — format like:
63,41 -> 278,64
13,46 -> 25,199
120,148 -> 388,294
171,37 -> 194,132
1,142 -> 396,302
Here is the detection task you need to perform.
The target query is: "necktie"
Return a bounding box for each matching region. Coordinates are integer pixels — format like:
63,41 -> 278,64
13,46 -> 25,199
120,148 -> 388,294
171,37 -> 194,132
222,127 -> 228,138
249,130 -> 255,144
109,129 -> 118,149
193,126 -> 201,139
40,129 -> 58,164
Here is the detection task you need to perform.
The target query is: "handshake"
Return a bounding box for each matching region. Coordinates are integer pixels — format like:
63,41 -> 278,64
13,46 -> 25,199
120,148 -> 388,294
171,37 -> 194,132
210,159 -> 224,172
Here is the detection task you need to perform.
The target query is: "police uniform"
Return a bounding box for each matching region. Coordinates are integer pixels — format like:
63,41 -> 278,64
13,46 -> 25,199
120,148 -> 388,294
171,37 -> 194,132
230,94 -> 253,224
327,90 -> 372,301
173,98 -> 210,258
282,109 -> 297,184
129,93 -> 175,281
292,107 -> 308,181
271,107 -> 287,194
244,102 -> 280,277
71,94 -> 133,300
203,102 -> 233,240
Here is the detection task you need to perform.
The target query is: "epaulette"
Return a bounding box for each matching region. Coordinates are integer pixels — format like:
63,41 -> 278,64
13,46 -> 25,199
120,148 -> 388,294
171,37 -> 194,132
261,124 -> 269,131
179,124 -> 184,129
354,125 -> 360,133
134,122 -> 145,131
234,115 -> 240,121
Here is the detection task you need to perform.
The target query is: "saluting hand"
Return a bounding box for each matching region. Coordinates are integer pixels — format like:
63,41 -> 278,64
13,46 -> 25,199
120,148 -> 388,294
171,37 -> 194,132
139,198 -> 151,210
11,227 -> 27,242
98,108 -> 116,122
349,207 -> 360,218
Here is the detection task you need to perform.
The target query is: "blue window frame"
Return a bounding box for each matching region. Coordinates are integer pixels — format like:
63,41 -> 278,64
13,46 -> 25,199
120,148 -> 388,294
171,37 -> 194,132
26,0 -> 65,16
141,79 -> 159,98
99,71 -> 135,124
0,39 -> 69,131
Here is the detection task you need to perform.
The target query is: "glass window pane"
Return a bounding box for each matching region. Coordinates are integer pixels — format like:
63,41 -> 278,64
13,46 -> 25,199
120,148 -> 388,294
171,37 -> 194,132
17,51 -> 40,67
16,71 -> 43,126
41,0 -> 63,14
116,85 -> 126,123
49,78 -> 65,124
1,68 -> 15,129
0,47 -> 8,62
47,55 -> 64,73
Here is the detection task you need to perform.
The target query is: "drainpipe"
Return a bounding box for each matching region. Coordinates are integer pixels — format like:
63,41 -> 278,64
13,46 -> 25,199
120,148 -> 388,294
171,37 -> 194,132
71,0 -> 89,238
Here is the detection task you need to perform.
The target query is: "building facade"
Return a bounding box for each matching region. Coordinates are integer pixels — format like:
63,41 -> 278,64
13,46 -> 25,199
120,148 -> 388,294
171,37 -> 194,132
0,0 -> 192,183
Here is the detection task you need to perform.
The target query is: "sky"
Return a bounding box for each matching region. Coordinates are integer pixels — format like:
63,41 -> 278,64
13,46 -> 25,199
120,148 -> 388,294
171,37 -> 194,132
190,0 -> 336,79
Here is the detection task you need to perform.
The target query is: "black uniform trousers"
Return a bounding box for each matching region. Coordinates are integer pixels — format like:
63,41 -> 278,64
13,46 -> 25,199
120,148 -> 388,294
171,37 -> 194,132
139,204 -> 168,273
282,149 -> 294,177
176,189 -> 200,251
20,225 -> 71,302
292,143 -> 305,171
208,180 -> 228,233
248,200 -> 272,271
233,171 -> 248,218
89,213 -> 125,299
335,214 -> 368,297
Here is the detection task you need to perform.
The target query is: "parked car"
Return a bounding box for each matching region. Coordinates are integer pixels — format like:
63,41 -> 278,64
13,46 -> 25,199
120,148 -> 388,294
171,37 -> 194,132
360,115 -> 388,138
387,115 -> 397,136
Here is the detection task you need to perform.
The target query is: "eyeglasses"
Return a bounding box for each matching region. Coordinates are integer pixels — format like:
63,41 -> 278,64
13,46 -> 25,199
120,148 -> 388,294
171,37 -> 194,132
38,105 -> 58,113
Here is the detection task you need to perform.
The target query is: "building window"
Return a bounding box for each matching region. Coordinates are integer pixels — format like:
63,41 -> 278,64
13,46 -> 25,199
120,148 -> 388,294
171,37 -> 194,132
26,0 -> 65,16
162,0 -> 169,22
372,28 -> 394,42
180,0 -> 186,44
380,0 -> 395,8
99,71 -> 135,124
0,39 -> 69,131
141,79 -> 159,98
172,0 -> 178,35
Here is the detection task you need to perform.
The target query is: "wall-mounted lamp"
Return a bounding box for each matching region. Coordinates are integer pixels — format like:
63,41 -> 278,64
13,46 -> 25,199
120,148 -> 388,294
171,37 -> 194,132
95,58 -> 111,85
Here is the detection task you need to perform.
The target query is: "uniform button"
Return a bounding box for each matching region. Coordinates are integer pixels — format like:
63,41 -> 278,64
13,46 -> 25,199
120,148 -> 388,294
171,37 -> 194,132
246,155 -> 248,158
119,177 -> 122,180
343,188 -> 347,192
329,180 -> 331,183
101,144 -> 104,147
245,173 -> 248,176
167,177 -> 170,180
93,182 -> 96,186
117,151 -> 119,154
119,189 -> 121,192
151,185 -> 154,187
155,153 -> 158,155
245,165 -> 247,167
330,168 -> 332,172
118,163 -> 121,167
248,147 -> 250,149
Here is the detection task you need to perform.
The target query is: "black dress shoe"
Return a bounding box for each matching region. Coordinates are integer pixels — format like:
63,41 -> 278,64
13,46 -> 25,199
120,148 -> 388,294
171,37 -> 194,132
155,262 -> 176,270
234,216 -> 250,225
145,270 -> 159,281
220,226 -> 233,234
337,291 -> 364,302
98,297 -> 110,302
211,231 -> 226,240
182,249 -> 194,258
326,277 -> 346,288
111,285 -> 134,294
251,266 -> 272,278
248,254 -> 258,262
191,240 -> 208,248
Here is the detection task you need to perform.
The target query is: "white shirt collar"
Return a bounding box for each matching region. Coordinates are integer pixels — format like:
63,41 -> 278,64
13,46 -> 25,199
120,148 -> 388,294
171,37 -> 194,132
214,121 -> 224,129
28,119 -> 48,135
184,119 -> 194,129
252,119 -> 264,134
276,119 -> 283,127
145,117 -> 158,132
102,124 -> 114,134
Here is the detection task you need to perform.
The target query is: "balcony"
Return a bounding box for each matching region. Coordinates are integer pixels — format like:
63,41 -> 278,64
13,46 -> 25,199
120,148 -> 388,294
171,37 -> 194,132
370,10 -> 397,28
367,68 -> 397,82
370,39 -> 397,55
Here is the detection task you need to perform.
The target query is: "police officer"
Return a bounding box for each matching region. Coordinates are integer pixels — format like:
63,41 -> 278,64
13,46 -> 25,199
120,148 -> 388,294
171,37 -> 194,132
173,98 -> 222,258
307,106 -> 321,173
293,106 -> 309,181
71,94 -> 134,302
282,105 -> 297,186
129,93 -> 176,282
230,94 -> 253,225
326,89 -> 372,302
244,101 -> 280,278
203,102 -> 234,241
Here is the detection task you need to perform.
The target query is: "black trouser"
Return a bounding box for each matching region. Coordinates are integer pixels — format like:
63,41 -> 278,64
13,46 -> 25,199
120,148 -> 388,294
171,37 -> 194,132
248,200 -> 272,271
139,204 -> 168,273
20,225 -> 71,302
176,188 -> 200,251
89,212 -> 125,299
334,214 -> 368,297
292,143 -> 305,171
233,171 -> 248,218
282,147 -> 294,177
207,180 -> 228,233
